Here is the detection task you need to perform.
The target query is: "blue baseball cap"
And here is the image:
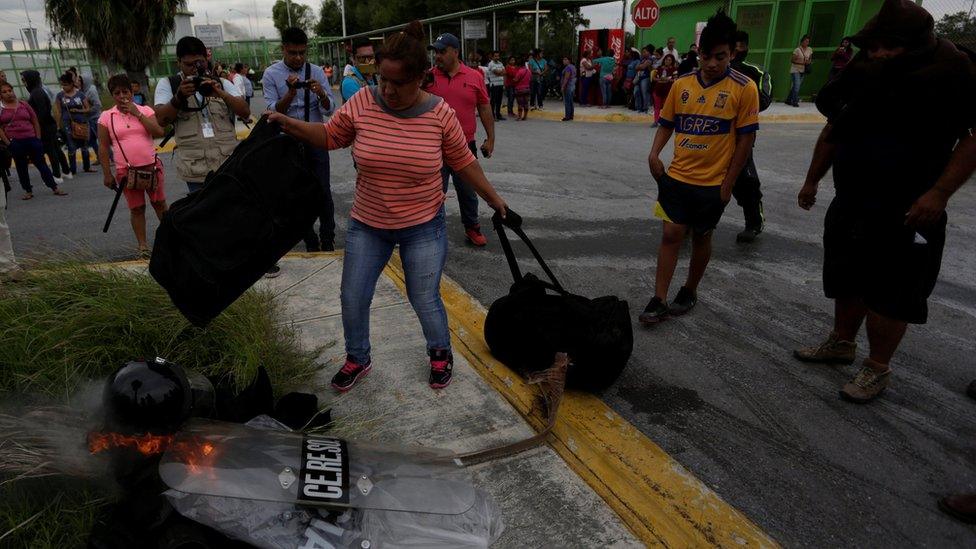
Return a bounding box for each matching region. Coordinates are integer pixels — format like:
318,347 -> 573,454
428,33 -> 460,51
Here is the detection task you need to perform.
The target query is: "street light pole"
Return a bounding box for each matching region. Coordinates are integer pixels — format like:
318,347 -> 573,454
621,0 -> 628,44
286,0 -> 293,27
535,0 -> 540,49
341,0 -> 347,37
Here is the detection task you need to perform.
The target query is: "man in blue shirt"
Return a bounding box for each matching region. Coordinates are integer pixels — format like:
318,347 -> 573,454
262,27 -> 337,252
528,49 -> 548,110
341,40 -> 377,102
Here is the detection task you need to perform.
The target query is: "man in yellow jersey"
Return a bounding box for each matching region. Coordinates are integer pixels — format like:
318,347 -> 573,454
640,10 -> 759,324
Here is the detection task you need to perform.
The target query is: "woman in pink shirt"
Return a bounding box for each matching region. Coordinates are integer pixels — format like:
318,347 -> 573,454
269,21 -> 507,393
97,74 -> 166,257
0,82 -> 66,199
513,56 -> 531,121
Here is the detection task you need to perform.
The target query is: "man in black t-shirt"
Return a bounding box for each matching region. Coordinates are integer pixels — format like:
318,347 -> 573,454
794,0 -> 976,404
730,31 -> 772,243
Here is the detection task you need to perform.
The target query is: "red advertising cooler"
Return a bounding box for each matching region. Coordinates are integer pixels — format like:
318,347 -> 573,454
577,29 -> 626,106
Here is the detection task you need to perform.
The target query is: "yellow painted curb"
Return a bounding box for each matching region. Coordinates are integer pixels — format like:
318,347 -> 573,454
527,107 -> 823,125
384,252 -> 779,548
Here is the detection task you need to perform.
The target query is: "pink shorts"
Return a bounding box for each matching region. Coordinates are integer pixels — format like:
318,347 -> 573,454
117,158 -> 166,210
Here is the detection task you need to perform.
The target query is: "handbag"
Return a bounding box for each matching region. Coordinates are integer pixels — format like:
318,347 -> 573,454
483,209 -> 633,391
70,120 -> 89,141
110,112 -> 157,192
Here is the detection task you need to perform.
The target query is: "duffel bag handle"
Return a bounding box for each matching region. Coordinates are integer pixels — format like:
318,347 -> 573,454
492,209 -> 566,294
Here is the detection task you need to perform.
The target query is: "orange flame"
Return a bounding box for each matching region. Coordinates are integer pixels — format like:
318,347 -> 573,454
87,432 -> 219,473
87,432 -> 174,456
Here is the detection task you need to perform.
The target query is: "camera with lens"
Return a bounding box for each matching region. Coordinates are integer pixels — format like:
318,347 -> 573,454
287,80 -> 310,90
189,60 -> 217,95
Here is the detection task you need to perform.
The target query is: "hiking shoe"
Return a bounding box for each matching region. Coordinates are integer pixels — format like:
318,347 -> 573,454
331,356 -> 372,392
668,287 -> 698,316
429,349 -> 454,389
793,332 -> 856,364
736,226 -> 762,243
638,296 -> 668,325
840,361 -> 891,403
465,226 -> 488,247
939,494 -> 976,524
264,264 -> 281,279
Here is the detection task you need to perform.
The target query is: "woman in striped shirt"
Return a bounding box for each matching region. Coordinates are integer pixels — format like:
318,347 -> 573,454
270,21 -> 507,392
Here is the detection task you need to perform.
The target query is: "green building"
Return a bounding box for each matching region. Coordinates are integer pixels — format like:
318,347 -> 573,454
633,0 -> 886,101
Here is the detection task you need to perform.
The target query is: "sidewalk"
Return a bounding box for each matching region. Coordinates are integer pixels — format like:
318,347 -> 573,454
250,253 -> 779,548
525,101 -> 825,124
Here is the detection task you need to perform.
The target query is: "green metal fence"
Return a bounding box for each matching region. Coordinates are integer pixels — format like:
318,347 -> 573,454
0,37 -> 342,99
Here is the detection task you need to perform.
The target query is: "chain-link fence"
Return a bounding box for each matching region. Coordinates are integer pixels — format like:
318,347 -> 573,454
0,36 -> 342,100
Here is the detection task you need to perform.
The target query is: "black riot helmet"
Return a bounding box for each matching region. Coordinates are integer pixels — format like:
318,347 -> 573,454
103,358 -> 214,434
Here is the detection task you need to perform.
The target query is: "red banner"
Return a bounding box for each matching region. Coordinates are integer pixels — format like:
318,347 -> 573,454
609,28 -> 626,80
579,30 -> 599,58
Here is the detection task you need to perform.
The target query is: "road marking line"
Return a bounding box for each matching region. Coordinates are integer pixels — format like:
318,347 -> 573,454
384,252 -> 780,548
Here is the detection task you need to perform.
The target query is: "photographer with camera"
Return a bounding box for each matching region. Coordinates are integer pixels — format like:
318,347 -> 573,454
263,27 -> 337,253
152,36 -> 250,195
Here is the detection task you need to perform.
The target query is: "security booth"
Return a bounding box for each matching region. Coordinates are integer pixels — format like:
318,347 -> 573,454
632,0 -> 886,101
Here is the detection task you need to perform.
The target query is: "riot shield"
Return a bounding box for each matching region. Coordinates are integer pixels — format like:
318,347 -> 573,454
159,419 -> 478,515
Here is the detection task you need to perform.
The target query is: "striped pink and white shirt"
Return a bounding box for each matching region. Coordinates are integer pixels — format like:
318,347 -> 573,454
324,87 -> 476,229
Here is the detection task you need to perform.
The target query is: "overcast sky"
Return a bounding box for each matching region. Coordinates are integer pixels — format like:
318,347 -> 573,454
0,0 -> 971,48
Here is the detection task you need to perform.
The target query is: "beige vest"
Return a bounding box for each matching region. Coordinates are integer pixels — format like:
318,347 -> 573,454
173,95 -> 239,182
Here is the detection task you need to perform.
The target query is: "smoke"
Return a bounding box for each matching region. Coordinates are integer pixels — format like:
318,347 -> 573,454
0,381 -> 111,483
222,20 -> 251,41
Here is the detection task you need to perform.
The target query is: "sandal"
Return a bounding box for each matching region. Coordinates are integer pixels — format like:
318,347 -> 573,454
21,193 -> 33,200
53,188 -> 68,196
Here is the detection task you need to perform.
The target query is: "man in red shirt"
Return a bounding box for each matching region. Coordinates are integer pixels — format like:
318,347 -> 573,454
426,33 -> 495,247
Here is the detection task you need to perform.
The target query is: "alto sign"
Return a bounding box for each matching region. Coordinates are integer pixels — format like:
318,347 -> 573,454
632,0 -> 661,29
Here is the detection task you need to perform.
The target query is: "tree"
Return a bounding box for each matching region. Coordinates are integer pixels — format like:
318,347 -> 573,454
504,9 -> 590,59
272,0 -> 315,35
935,11 -> 976,48
315,0 -> 343,37
44,0 -> 181,85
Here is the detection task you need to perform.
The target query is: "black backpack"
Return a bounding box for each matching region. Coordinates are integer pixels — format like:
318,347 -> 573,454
483,210 -> 633,392
149,115 -> 322,326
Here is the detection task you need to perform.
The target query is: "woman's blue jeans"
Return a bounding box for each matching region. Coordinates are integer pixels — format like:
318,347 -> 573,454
579,76 -> 592,105
600,77 -> 613,106
638,78 -> 651,113
64,132 -> 90,174
341,208 -> 450,366
787,72 -> 804,105
564,81 -> 576,119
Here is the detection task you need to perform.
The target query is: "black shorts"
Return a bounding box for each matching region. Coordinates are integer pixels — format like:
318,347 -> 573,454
823,197 -> 946,324
654,173 -> 727,234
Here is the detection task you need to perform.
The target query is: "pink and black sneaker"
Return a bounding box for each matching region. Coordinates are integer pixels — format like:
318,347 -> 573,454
428,349 -> 454,389
331,356 -> 372,392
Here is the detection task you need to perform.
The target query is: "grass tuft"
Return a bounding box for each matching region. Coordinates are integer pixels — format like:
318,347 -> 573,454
0,260 -> 326,547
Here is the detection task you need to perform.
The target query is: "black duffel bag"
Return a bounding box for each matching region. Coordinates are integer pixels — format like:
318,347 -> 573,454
149,115 -> 322,326
483,209 -> 632,391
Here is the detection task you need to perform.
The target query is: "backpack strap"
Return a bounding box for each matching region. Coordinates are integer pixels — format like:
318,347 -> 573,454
304,63 -> 311,122
491,209 -> 566,294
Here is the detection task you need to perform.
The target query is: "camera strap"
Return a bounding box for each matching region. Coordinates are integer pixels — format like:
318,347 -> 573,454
303,63 -> 311,122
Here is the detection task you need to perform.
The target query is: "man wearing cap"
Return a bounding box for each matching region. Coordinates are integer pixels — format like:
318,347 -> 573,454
425,33 -> 495,247
794,0 -> 976,403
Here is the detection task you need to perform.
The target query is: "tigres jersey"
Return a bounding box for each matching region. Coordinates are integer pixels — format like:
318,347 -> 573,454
659,68 -> 760,186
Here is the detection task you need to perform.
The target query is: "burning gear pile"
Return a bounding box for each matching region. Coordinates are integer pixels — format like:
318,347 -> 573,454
81,358 -> 504,548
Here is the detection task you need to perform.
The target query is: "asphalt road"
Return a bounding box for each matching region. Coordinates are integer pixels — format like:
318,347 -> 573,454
6,96 -> 976,547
